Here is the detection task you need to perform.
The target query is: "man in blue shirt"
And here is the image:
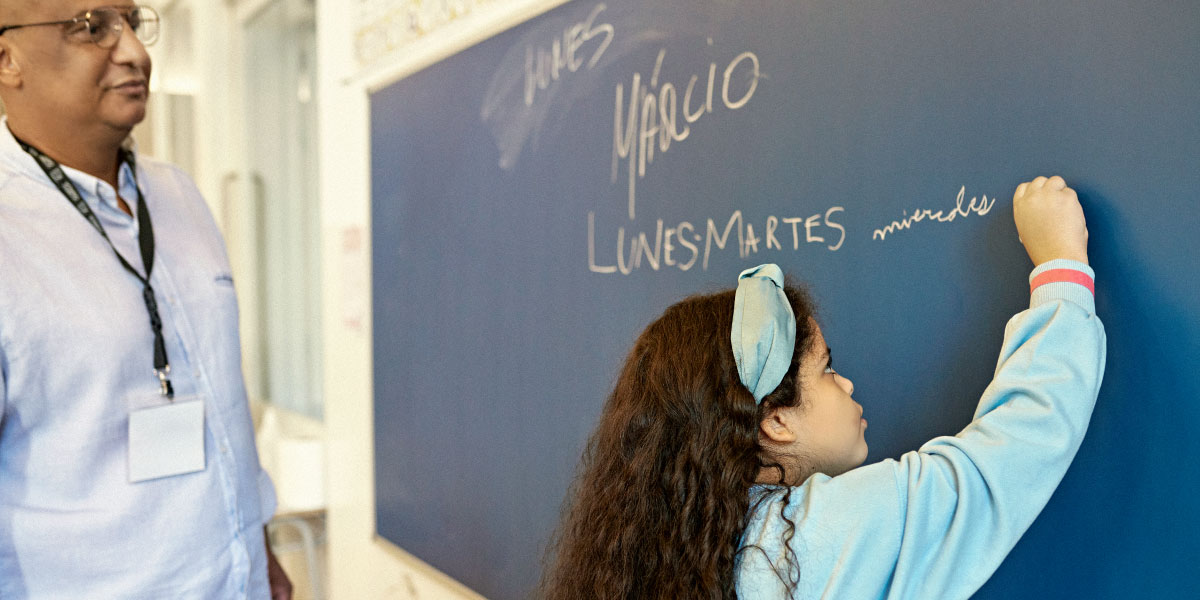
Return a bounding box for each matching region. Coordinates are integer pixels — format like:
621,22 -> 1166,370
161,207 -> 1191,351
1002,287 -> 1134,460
0,2 -> 292,597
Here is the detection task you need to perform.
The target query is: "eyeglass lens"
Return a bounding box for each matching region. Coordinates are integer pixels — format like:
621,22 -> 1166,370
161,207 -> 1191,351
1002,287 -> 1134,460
72,6 -> 159,47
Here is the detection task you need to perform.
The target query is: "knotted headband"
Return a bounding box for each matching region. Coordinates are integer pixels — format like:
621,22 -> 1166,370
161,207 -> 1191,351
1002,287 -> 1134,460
731,264 -> 796,403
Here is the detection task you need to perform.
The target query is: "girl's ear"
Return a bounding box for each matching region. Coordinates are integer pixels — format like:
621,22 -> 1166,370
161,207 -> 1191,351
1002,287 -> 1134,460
759,407 -> 798,444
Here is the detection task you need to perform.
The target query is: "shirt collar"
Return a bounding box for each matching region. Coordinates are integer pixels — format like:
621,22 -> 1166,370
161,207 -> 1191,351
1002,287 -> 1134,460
0,116 -> 142,217
59,160 -> 141,216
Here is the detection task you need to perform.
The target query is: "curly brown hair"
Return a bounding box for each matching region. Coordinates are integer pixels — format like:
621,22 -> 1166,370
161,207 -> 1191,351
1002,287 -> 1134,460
539,281 -> 818,599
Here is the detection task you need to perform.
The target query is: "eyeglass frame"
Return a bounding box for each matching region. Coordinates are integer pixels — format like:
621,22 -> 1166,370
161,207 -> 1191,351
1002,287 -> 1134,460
0,5 -> 160,48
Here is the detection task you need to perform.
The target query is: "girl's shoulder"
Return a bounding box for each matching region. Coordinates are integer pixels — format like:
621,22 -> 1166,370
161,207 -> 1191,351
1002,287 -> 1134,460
738,461 -> 907,598
748,459 -> 906,535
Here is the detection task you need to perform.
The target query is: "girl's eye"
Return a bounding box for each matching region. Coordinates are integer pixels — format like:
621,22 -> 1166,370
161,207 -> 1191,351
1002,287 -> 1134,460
824,365 -> 836,375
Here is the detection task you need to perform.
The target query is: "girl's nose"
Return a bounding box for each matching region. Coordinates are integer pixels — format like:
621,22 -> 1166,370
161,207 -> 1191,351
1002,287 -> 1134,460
837,373 -> 854,396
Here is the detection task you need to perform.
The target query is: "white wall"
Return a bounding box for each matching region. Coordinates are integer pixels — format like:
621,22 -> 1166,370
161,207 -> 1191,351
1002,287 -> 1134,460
315,1 -> 567,598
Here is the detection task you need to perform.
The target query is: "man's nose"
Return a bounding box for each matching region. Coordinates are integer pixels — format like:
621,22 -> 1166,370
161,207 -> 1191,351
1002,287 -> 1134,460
110,21 -> 151,67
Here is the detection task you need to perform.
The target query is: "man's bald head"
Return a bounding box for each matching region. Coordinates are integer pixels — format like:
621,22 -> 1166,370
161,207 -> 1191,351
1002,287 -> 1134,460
2,2 -> 137,26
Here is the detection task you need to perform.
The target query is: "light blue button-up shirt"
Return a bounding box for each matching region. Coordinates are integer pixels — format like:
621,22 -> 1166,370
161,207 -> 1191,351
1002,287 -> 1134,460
0,119 -> 276,599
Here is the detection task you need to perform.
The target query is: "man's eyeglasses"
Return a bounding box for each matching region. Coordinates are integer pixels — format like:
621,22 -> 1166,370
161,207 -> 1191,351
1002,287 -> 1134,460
0,5 -> 160,49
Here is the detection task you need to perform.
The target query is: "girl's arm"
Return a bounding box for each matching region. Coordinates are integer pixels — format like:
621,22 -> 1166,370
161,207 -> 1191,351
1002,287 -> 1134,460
885,175 -> 1104,597
884,261 -> 1104,597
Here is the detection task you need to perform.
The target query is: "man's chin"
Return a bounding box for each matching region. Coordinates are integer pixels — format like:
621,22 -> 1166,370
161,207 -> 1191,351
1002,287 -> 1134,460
103,107 -> 148,133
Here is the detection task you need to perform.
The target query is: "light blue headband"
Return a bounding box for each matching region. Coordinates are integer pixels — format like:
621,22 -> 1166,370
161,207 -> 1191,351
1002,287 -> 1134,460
731,264 -> 796,403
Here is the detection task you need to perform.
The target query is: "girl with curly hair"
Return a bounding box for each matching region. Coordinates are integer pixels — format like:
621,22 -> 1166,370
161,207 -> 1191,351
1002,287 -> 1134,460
540,176 -> 1104,599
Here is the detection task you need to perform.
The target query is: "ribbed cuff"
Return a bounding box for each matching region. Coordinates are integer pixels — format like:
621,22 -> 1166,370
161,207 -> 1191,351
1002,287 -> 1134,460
1029,259 -> 1095,314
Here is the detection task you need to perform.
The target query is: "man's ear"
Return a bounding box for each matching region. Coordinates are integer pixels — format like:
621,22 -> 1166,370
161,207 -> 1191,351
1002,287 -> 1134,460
0,41 -> 24,88
759,407 -> 798,444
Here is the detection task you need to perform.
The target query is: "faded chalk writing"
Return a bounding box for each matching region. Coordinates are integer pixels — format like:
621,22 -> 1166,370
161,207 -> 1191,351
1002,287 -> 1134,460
524,4 -> 614,108
482,3 -> 615,171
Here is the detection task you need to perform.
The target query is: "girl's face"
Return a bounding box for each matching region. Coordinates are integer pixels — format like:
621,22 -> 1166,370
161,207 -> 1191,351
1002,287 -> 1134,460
786,322 -> 869,478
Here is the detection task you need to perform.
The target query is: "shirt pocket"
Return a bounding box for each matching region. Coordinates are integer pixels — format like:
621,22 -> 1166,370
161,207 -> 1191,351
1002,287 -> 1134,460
201,272 -> 245,380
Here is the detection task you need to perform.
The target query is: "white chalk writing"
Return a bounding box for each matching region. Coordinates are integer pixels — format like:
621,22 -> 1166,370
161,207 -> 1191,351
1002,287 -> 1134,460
612,45 -> 762,220
589,207 -> 845,275
872,186 -> 995,241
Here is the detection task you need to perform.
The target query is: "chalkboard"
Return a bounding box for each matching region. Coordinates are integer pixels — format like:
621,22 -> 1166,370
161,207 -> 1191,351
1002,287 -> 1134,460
370,2 -> 1200,598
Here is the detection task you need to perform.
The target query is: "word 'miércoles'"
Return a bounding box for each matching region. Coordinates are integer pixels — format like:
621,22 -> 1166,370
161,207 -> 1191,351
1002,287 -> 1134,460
872,186 -> 995,241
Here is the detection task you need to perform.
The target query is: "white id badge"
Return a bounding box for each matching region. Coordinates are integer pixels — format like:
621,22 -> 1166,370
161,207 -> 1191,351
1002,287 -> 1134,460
128,399 -> 206,482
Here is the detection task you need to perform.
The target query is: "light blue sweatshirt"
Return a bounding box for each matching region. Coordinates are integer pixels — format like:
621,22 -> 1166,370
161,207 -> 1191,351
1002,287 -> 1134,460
735,259 -> 1106,599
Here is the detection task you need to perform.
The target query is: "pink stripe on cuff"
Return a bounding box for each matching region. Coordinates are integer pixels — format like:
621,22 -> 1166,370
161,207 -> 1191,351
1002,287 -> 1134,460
1030,268 -> 1095,296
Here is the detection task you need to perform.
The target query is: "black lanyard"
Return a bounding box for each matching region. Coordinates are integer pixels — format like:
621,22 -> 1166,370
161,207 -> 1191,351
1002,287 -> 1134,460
16,139 -> 174,398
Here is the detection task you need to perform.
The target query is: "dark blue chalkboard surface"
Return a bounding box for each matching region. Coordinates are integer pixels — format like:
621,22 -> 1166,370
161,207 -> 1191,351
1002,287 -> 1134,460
370,2 -> 1199,598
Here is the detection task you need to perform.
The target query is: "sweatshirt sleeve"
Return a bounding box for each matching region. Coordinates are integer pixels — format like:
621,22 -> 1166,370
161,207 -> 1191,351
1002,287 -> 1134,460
884,259 -> 1106,598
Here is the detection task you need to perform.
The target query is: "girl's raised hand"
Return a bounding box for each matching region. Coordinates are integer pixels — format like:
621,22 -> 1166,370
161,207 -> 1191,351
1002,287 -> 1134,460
1013,175 -> 1089,266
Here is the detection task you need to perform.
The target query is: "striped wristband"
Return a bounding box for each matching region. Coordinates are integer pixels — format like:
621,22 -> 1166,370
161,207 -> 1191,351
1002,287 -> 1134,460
1030,268 -> 1095,296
